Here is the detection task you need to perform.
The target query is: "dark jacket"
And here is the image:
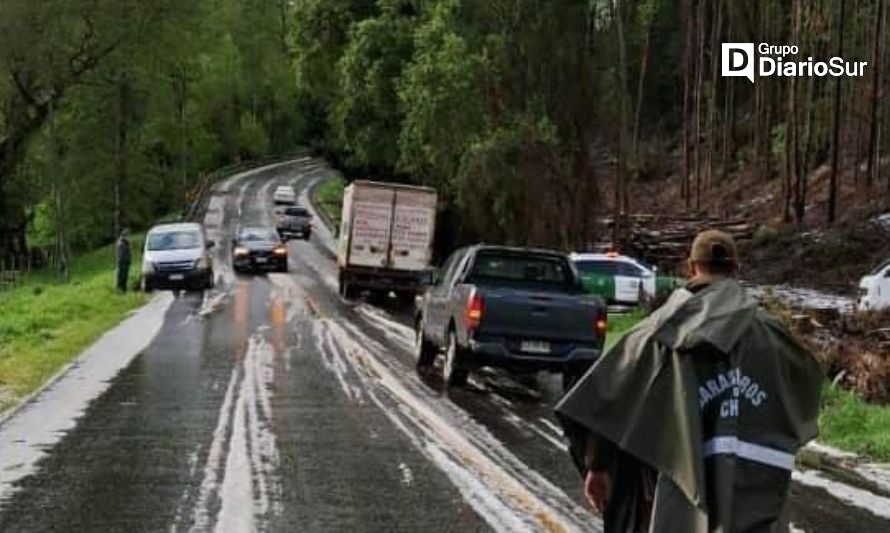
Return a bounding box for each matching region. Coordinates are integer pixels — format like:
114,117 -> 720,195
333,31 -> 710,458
556,279 -> 823,533
117,236 -> 132,264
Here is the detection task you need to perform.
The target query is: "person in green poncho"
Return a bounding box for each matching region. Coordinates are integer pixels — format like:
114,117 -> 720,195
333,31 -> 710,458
556,230 -> 823,533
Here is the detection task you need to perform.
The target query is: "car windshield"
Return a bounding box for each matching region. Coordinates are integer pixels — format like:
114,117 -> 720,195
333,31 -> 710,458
285,207 -> 309,217
467,252 -> 574,288
240,229 -> 277,242
147,230 -> 201,251
575,259 -> 645,278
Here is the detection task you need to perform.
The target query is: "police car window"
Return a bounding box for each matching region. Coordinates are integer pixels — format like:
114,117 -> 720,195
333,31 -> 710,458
617,263 -> 645,277
575,260 -> 620,276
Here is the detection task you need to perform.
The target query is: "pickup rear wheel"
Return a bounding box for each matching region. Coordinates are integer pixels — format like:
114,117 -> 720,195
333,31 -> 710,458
443,331 -> 469,388
415,318 -> 437,373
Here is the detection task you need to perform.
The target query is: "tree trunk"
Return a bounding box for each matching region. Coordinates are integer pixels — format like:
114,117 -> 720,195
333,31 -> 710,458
631,22 -> 651,170
867,0 -> 884,188
114,78 -> 131,239
694,0 -> 705,211
48,99 -> 70,281
681,1 -> 693,206
828,0 -> 846,225
177,69 -> 189,195
612,0 -> 631,248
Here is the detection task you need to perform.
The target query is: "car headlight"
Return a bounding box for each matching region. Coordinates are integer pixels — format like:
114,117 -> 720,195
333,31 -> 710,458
274,246 -> 287,256
195,256 -> 211,269
142,261 -> 156,274
234,247 -> 249,257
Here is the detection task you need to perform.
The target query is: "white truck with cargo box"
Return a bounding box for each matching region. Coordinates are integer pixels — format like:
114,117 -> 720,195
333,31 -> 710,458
337,180 -> 438,301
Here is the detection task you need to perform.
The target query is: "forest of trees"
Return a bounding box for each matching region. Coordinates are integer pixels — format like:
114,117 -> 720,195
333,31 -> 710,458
1,0 -> 888,270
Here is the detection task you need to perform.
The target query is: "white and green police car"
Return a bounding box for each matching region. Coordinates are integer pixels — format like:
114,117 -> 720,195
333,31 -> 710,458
570,252 -> 684,306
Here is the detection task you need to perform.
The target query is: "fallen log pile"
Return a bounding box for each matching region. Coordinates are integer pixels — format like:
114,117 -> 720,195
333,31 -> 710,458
606,215 -> 757,268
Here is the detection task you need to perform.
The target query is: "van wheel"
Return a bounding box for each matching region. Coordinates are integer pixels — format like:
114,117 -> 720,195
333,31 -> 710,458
415,318 -> 437,372
141,278 -> 153,293
443,330 -> 469,388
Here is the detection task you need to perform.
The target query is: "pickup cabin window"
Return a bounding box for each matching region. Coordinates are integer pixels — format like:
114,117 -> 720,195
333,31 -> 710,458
467,252 -> 575,289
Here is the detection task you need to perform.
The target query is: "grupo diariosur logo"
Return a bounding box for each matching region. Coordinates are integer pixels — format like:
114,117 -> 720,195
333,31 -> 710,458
722,43 -> 868,83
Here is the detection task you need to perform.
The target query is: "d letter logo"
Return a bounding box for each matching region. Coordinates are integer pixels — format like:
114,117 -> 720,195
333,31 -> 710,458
722,43 -> 755,83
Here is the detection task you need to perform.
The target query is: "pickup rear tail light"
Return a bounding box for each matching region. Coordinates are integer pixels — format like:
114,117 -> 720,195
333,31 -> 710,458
595,312 -> 608,337
465,291 -> 484,331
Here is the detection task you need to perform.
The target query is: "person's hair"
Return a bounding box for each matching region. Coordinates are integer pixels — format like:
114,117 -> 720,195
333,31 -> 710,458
694,259 -> 737,276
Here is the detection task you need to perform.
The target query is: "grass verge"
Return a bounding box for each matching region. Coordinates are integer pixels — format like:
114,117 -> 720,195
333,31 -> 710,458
605,310 -> 645,351
819,384 -> 890,461
0,236 -> 147,415
314,176 -> 346,229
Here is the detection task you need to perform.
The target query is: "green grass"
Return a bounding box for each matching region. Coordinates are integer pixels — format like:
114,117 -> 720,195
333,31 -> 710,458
0,236 -> 147,414
605,310 -> 646,351
819,384 -> 890,461
314,176 -> 346,229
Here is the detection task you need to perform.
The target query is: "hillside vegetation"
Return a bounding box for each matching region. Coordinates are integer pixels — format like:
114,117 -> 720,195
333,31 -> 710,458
1,0 -> 888,274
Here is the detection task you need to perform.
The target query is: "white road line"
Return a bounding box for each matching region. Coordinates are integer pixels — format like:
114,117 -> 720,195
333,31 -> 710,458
190,333 -> 282,532
320,318 -> 598,532
793,469 -> 890,519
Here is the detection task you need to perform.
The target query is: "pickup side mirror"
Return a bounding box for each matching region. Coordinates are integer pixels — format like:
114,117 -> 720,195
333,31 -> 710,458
206,240 -> 216,249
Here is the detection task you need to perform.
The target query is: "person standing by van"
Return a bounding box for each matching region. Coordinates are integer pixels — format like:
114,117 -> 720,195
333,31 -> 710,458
116,228 -> 132,293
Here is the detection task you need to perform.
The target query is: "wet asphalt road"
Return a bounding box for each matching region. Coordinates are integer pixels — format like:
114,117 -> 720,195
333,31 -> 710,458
0,159 -> 888,532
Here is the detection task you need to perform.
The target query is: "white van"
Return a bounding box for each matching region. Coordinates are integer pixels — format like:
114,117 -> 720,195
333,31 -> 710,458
858,259 -> 890,311
142,223 -> 215,291
273,185 -> 296,205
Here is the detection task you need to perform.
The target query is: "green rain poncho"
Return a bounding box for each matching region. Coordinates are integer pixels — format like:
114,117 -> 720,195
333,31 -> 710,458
556,279 -> 823,533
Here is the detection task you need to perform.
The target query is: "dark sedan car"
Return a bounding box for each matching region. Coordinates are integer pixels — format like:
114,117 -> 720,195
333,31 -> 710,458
232,227 -> 289,273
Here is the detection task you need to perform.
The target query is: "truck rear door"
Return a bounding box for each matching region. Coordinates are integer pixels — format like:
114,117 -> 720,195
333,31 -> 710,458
348,185 -> 394,268
389,189 -> 436,271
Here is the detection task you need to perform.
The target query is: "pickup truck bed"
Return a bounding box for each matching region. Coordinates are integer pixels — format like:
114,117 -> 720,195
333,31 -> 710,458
415,245 -> 607,391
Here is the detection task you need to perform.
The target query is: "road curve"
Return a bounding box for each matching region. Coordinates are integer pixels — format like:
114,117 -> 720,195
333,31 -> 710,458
0,160 -> 887,532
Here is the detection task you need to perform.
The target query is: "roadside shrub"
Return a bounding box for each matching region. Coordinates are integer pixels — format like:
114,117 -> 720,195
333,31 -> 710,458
752,224 -> 780,247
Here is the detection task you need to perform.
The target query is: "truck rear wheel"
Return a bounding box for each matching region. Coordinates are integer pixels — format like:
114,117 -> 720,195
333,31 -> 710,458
444,331 -> 469,388
339,275 -> 358,300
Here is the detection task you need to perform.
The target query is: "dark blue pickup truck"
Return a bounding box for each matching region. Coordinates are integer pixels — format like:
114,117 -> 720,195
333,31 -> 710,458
414,245 -> 607,391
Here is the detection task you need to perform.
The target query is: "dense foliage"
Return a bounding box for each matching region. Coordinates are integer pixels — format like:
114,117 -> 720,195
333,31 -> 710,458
0,0 -> 302,269
2,0 -> 889,269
